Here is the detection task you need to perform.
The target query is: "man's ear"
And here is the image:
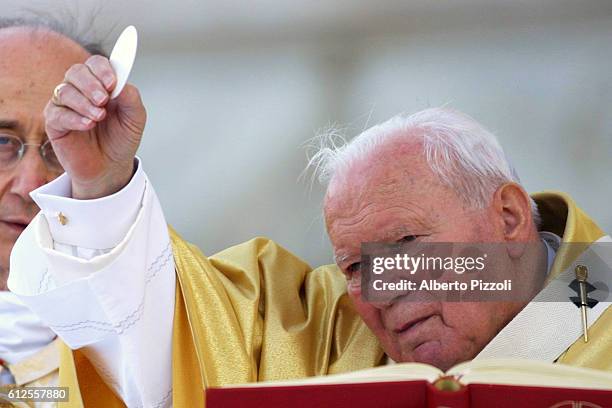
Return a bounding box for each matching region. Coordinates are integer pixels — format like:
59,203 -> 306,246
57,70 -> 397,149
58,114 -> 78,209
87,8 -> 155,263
491,182 -> 535,243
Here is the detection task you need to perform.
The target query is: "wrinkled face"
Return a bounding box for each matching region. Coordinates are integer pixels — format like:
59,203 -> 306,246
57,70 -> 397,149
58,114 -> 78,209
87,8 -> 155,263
324,141 -> 531,371
0,28 -> 89,288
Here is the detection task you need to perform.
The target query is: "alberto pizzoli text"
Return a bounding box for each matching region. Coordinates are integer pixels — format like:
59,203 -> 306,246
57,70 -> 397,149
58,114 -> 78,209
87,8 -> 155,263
371,279 -> 512,291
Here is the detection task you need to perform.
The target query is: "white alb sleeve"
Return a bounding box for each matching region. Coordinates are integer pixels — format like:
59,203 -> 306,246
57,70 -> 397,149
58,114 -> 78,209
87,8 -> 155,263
8,159 -> 175,408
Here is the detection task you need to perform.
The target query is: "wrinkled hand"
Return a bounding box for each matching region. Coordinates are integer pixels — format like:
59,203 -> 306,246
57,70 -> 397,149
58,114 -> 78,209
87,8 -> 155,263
44,55 -> 146,199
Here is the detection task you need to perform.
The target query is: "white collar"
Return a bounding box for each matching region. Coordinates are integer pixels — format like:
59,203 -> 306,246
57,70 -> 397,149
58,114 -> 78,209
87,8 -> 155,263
475,235 -> 612,362
539,231 -> 561,275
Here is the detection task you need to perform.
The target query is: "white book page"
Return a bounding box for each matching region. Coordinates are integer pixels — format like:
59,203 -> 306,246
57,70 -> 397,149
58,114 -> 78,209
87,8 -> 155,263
220,359 -> 612,390
225,363 -> 442,388
448,359 -> 612,390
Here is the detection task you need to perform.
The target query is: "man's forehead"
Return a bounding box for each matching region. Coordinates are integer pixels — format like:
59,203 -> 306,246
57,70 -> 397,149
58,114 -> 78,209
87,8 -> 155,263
326,143 -> 435,211
0,27 -> 88,74
0,27 -> 89,125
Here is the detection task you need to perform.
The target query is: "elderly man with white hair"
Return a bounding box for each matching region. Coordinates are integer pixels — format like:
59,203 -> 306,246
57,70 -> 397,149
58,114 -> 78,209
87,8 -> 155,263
311,107 -> 611,371
7,95 -> 611,407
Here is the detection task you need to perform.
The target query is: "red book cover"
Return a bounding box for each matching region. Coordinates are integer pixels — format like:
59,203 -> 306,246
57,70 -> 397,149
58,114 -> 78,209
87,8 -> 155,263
207,380 -> 429,408
206,360 -> 612,408
206,381 -> 612,408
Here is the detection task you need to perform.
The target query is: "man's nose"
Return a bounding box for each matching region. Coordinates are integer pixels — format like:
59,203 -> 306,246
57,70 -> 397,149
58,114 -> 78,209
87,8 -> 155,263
368,292 -> 404,310
368,277 -> 413,310
9,151 -> 51,200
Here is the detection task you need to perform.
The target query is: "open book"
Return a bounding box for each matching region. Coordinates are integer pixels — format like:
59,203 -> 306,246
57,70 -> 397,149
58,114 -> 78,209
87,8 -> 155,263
206,359 -> 612,408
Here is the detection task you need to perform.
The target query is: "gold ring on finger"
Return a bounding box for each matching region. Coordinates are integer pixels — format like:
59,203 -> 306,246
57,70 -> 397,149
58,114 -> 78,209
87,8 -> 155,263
51,83 -> 68,106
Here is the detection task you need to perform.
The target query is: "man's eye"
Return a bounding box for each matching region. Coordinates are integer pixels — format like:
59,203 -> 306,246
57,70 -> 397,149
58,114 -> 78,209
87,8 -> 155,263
0,135 -> 18,154
398,235 -> 418,243
346,262 -> 361,275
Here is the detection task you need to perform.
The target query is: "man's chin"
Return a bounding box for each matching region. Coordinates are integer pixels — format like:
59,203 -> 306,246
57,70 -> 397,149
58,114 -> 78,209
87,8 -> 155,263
397,340 -> 459,372
1,239 -> 14,290
0,220 -> 26,242
0,266 -> 8,291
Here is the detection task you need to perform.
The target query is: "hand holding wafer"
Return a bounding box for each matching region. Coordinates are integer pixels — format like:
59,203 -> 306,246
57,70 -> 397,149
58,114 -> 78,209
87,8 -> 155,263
44,26 -> 144,199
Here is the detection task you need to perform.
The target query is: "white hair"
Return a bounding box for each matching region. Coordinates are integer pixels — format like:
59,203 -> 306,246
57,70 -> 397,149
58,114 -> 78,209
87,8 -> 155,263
307,107 -> 541,226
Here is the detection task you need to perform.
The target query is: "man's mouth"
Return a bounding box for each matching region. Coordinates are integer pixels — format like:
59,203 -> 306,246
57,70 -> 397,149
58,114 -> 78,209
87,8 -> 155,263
0,219 -> 28,235
393,314 -> 436,336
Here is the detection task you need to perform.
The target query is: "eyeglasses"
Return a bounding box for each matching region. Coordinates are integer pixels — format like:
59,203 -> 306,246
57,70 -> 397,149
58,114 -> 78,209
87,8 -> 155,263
0,134 -> 63,173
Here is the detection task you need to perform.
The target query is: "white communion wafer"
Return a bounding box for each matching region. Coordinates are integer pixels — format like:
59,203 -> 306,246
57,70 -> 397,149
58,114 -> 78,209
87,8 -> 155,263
109,26 -> 138,99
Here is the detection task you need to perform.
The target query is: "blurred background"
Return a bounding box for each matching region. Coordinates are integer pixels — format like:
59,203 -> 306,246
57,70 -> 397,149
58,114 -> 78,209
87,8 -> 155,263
5,0 -> 612,266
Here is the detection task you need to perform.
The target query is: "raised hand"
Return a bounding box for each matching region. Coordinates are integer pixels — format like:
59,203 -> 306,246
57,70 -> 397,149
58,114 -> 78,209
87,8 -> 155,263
44,55 -> 146,199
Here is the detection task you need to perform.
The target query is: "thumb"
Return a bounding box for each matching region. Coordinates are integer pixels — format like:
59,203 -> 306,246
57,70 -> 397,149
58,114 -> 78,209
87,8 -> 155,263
113,84 -> 147,133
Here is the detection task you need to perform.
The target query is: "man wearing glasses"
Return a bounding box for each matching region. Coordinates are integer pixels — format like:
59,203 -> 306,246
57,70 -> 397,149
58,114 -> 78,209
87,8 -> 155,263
0,16 -> 106,403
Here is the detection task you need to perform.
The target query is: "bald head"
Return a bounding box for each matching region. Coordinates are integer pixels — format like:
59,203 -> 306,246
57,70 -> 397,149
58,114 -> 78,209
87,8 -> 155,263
0,27 -> 90,129
0,27 -> 91,288
0,26 -> 90,96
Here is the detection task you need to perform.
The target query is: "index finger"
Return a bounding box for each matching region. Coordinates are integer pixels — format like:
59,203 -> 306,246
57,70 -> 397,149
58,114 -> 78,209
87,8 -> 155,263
85,55 -> 116,92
